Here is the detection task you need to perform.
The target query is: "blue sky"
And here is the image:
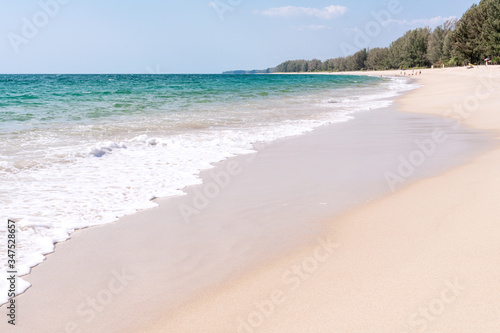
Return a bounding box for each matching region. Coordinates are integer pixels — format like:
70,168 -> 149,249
0,0 -> 477,74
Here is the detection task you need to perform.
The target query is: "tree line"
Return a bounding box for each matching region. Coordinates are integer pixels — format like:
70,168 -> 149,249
275,0 -> 500,72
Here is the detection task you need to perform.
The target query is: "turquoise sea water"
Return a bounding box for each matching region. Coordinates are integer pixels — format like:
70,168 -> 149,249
0,74 -> 380,129
0,74 -> 415,303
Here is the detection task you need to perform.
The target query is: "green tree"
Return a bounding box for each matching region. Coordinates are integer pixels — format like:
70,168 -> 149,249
452,4 -> 487,63
352,49 -> 368,70
308,59 -> 323,72
482,0 -> 500,56
407,28 -> 431,67
387,35 -> 406,68
386,28 -> 431,68
428,25 -> 446,64
427,20 -> 455,64
365,48 -> 389,70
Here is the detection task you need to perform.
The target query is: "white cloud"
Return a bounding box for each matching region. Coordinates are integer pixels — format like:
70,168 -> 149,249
292,25 -> 331,31
256,5 -> 348,19
208,2 -> 215,8
382,16 -> 457,28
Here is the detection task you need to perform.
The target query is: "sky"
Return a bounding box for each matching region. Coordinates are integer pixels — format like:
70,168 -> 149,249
0,0 -> 477,74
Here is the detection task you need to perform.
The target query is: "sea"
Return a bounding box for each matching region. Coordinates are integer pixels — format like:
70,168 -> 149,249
0,73 -> 417,304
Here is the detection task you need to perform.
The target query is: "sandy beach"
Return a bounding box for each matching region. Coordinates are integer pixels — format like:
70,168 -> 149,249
2,67 -> 500,333
144,67 -> 500,332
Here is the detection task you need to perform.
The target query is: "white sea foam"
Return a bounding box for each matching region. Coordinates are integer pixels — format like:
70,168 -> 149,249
0,76 -> 415,305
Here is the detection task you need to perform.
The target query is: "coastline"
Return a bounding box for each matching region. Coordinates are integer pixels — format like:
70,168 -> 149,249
144,67 -> 500,332
2,67 -> 499,332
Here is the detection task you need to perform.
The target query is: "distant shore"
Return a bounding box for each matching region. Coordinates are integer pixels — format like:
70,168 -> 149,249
270,65 -> 491,76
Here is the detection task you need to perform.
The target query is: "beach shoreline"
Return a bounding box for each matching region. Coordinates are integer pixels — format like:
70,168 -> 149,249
2,67 -> 500,332
143,66 -> 500,332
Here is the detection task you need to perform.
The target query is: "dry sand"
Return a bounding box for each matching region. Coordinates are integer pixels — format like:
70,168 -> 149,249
145,66 -> 500,332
